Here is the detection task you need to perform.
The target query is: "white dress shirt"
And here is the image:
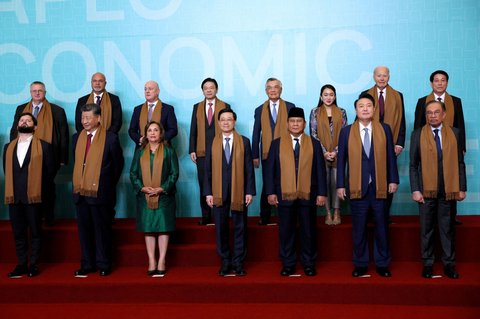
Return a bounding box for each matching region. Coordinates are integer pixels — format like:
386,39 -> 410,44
16,135 -> 33,168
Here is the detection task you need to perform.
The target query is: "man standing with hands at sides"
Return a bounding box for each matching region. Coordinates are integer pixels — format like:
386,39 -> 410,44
129,80 -> 178,146
189,78 -> 230,225
252,78 -> 295,225
410,100 -> 466,279
337,93 -> 399,278
72,104 -> 124,277
10,81 -> 68,226
265,107 -> 327,277
4,113 -> 54,278
204,109 -> 255,276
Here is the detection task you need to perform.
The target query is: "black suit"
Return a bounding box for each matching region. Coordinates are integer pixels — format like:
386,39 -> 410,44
3,139 -> 54,267
409,126 -> 466,267
204,135 -> 256,268
72,130 -> 124,271
75,92 -> 123,134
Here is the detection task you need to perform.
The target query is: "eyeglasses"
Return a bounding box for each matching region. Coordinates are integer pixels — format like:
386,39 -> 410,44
30,90 -> 45,93
426,110 -> 442,116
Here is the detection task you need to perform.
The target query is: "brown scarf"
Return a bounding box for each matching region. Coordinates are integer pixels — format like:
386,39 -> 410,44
212,131 -> 245,211
23,99 -> 53,143
368,85 -> 403,143
72,126 -> 106,197
4,136 -> 43,204
347,121 -> 387,199
195,98 -> 227,157
316,104 -> 343,167
260,99 -> 289,160
425,93 -> 454,127
86,91 -> 112,130
420,124 -> 459,200
140,143 -> 164,209
279,134 -> 313,201
139,100 -> 163,136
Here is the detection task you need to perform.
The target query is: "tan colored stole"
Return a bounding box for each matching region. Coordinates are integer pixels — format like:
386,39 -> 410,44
195,98 -> 227,157
212,131 -> 245,211
316,105 -> 343,167
368,85 -> 403,143
260,99 -> 288,160
86,91 -> 112,130
139,100 -> 163,136
279,134 -> 313,201
425,93 -> 454,127
419,125 -> 459,200
23,100 -> 53,143
140,144 -> 164,209
72,127 -> 106,197
4,137 -> 43,204
347,121 -> 387,199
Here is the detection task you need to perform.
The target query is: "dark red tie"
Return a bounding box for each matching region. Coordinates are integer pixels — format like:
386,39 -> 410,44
84,133 -> 93,162
379,91 -> 385,121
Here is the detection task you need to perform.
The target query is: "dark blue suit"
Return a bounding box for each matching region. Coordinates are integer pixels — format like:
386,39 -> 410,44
336,122 -> 398,268
265,135 -> 327,268
251,100 -> 295,222
72,130 -> 124,271
204,135 -> 256,268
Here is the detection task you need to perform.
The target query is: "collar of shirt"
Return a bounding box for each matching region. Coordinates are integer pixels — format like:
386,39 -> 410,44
205,99 -> 215,113
290,133 -> 302,149
18,135 -> 33,144
94,92 -> 104,100
87,128 -> 99,142
270,100 -> 280,112
359,122 -> 372,142
32,101 -> 44,110
434,93 -> 446,102
147,100 -> 158,108
377,86 -> 386,98
16,135 -> 33,168
222,133 -> 233,150
430,124 -> 443,146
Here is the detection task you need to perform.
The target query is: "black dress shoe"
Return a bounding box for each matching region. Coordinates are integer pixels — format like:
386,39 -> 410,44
28,265 -> 39,277
454,219 -> 463,225
304,266 -> 317,277
422,266 -> 433,279
198,217 -> 212,226
233,266 -> 246,276
376,266 -> 391,277
99,268 -> 111,276
8,265 -> 28,278
352,266 -> 368,277
280,266 -> 296,276
74,268 -> 96,278
258,218 -> 270,226
218,264 -> 231,276
444,265 -> 459,279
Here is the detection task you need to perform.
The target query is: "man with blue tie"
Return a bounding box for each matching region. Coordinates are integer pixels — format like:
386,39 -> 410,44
337,93 -> 399,277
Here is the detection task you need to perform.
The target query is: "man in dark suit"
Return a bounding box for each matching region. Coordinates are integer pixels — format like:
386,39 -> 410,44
410,100 -> 466,279
414,70 -> 466,225
72,103 -> 124,277
190,78 -> 230,225
129,80 -> 177,146
204,108 -> 255,276
75,72 -> 123,134
10,81 -> 68,225
252,78 -> 295,225
4,113 -> 55,278
337,93 -> 399,277
265,107 -> 327,277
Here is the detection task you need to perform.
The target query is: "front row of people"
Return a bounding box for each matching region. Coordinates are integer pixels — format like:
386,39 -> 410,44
4,94 -> 465,280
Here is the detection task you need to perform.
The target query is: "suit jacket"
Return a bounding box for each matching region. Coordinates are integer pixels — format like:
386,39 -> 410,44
203,135 -> 256,204
75,92 -> 123,134
264,135 -> 327,207
361,87 -> 406,147
251,100 -> 295,160
3,139 -> 55,204
336,122 -> 399,198
189,101 -> 231,156
409,126 -> 466,194
10,101 -> 69,168
72,130 -> 124,205
414,94 -> 465,153
128,102 -> 178,144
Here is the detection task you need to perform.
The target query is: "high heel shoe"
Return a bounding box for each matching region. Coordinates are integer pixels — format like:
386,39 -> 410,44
147,269 -> 157,276
325,211 -> 333,225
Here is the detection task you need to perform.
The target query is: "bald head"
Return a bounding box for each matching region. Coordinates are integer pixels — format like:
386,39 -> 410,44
91,72 -> 107,94
144,80 -> 160,103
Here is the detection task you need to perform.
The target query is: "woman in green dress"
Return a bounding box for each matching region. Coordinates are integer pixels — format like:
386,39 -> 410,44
130,121 -> 179,276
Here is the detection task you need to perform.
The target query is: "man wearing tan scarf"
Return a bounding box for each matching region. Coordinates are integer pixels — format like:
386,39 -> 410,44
337,93 -> 399,278
265,107 -> 327,277
9,81 -> 69,225
3,113 -> 54,278
72,104 -> 124,277
252,78 -> 295,225
204,109 -> 255,276
189,78 -> 230,226
410,100 -> 466,279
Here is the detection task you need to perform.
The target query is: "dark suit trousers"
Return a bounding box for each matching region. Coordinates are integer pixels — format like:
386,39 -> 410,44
350,184 -> 390,267
196,156 -> 212,220
9,203 -> 43,266
75,198 -> 112,270
260,159 -> 273,220
278,202 -> 317,268
213,204 -> 247,267
419,196 -> 456,267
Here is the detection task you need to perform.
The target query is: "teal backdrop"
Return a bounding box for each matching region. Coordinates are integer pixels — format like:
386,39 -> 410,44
0,0 -> 479,218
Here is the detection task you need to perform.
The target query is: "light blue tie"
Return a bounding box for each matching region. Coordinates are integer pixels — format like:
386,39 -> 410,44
33,105 -> 39,118
224,137 -> 231,164
272,103 -> 277,123
363,128 -> 370,158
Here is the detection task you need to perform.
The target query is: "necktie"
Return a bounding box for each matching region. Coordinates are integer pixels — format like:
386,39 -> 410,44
294,138 -> 300,159
433,129 -> 442,161
437,97 -> 442,102
378,91 -> 385,121
33,105 -> 40,118
96,95 -> 101,105
207,102 -> 213,125
224,137 -> 231,164
363,128 -> 370,158
84,133 -> 93,162
272,103 -> 277,123
148,103 -> 154,122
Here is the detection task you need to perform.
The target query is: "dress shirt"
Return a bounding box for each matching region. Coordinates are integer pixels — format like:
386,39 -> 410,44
94,92 -> 104,102
377,87 -> 387,100
222,133 -> 233,155
205,99 -> 215,116
434,93 -> 446,102
359,122 -> 372,146
16,135 -> 33,168
32,101 -> 43,113
430,124 -> 443,148
270,100 -> 279,115
290,134 -> 303,150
